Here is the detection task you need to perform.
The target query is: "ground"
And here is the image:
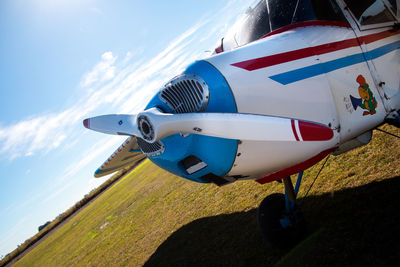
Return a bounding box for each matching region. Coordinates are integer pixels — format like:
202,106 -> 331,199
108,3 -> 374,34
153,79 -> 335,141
10,125 -> 400,266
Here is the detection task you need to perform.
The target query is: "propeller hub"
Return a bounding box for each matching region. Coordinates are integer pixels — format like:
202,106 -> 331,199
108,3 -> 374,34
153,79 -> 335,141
137,115 -> 154,141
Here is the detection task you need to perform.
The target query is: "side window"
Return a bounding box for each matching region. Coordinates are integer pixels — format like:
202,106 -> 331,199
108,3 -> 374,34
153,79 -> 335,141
344,0 -> 396,26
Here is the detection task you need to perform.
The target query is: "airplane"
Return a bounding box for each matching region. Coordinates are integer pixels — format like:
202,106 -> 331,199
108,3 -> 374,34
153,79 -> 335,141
83,0 -> 400,247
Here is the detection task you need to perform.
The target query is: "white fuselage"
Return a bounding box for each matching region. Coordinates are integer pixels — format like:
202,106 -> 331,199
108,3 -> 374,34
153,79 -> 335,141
205,21 -> 399,180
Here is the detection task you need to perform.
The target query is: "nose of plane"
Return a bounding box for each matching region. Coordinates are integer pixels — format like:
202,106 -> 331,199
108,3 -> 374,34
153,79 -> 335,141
135,60 -> 239,184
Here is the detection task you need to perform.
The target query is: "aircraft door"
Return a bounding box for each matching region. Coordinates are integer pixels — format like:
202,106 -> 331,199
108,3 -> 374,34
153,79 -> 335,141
310,21 -> 387,143
338,0 -> 400,107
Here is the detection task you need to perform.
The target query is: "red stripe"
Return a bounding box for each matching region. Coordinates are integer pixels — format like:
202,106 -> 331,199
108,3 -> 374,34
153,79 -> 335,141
359,29 -> 400,45
298,121 -> 333,141
231,39 -> 358,71
231,28 -> 400,71
291,120 -> 300,141
256,147 -> 337,184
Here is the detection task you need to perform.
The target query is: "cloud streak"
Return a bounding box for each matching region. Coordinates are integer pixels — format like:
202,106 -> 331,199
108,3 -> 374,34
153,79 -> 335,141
81,52 -> 117,88
0,20 -> 201,160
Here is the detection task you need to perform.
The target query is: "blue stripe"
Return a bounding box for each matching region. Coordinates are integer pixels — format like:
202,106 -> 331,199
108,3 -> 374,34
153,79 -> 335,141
269,40 -> 400,85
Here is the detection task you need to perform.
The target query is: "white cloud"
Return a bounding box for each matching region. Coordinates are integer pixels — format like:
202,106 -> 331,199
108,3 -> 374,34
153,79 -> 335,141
0,106 -> 85,160
81,51 -> 117,87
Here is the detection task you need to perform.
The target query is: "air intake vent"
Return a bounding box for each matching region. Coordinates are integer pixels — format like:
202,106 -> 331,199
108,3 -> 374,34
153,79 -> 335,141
159,74 -> 209,114
137,137 -> 165,157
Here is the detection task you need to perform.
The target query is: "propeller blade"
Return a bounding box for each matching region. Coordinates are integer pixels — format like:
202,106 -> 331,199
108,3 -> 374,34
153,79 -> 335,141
83,108 -> 333,143
83,114 -> 140,136
138,108 -> 334,143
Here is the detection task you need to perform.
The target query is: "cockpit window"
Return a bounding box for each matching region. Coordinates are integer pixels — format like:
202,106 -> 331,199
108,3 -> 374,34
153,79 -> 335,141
344,0 -> 397,25
268,0 -> 315,30
311,0 -> 347,22
220,0 -> 346,52
268,0 -> 299,30
268,0 -> 345,30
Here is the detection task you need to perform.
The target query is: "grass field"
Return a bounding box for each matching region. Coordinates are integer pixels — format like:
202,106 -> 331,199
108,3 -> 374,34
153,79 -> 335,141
12,125 -> 400,266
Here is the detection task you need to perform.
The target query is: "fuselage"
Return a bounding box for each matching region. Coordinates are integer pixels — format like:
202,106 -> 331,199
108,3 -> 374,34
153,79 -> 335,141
138,0 -> 400,185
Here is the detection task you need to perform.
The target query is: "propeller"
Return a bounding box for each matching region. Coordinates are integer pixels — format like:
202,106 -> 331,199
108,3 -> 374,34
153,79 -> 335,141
83,114 -> 140,136
83,108 -> 333,142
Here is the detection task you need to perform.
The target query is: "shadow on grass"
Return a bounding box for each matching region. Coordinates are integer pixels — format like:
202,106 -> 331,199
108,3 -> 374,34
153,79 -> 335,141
145,176 -> 400,267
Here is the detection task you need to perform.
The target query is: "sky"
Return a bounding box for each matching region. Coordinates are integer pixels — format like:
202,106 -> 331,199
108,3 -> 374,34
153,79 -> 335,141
0,0 -> 255,257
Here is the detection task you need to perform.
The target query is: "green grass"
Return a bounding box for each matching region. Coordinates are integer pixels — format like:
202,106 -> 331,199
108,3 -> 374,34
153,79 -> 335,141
13,125 -> 400,266
0,158 -> 145,267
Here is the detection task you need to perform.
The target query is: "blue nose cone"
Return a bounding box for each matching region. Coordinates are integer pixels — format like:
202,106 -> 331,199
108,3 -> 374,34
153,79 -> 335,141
143,60 -> 238,184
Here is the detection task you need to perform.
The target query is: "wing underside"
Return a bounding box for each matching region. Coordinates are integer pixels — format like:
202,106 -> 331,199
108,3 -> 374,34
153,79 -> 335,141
94,136 -> 146,178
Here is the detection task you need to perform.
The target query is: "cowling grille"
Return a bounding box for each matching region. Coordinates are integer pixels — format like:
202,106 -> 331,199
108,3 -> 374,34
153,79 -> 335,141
159,74 -> 209,114
137,137 -> 165,157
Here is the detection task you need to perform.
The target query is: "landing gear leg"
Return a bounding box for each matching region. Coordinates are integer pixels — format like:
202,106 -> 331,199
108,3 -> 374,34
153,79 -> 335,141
257,172 -> 306,248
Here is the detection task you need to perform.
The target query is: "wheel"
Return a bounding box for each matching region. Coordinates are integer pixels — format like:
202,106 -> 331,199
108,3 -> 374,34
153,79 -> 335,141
257,193 -> 306,248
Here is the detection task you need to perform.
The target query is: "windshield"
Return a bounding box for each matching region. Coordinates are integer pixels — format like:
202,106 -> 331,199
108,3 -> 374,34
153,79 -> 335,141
220,0 -> 346,52
222,0 -> 270,51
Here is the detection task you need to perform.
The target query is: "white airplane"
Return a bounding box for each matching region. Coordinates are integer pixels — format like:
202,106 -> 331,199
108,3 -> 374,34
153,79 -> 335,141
83,0 -> 400,247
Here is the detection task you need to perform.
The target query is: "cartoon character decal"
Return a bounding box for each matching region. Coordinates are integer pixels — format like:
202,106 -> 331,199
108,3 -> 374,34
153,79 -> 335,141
349,75 -> 378,116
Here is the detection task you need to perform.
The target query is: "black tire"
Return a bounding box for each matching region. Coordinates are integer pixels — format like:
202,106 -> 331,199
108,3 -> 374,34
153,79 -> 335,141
257,193 -> 306,248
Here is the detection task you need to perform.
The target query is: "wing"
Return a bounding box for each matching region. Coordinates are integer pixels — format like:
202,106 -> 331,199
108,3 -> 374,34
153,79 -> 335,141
94,136 -> 146,178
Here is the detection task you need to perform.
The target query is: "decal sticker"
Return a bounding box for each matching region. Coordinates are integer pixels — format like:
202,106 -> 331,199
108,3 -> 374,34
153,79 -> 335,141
349,75 -> 378,116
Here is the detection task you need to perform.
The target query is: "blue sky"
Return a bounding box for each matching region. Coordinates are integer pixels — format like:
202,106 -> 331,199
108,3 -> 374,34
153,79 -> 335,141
0,0 -> 253,258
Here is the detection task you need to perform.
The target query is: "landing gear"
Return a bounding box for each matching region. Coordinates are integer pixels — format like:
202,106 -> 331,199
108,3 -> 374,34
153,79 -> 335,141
257,172 -> 306,248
